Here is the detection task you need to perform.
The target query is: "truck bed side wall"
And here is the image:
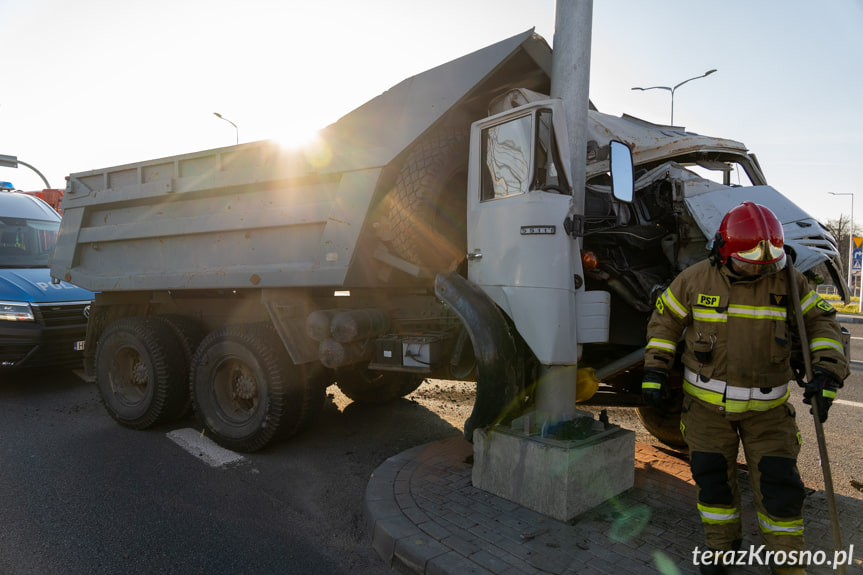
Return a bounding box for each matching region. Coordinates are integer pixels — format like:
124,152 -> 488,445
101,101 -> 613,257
51,141 -> 382,292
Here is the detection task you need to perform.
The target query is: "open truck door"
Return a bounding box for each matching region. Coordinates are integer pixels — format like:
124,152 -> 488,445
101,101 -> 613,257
467,99 -> 586,366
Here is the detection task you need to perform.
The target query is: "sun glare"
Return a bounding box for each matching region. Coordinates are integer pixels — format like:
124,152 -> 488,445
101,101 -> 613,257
277,126 -> 321,149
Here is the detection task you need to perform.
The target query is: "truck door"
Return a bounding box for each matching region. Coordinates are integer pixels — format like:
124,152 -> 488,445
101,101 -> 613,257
466,103 -> 583,365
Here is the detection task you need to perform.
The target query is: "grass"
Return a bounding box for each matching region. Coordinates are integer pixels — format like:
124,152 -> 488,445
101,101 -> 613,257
822,293 -> 860,314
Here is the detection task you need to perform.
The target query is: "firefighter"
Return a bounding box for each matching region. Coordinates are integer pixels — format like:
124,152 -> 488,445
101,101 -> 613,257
642,201 -> 848,575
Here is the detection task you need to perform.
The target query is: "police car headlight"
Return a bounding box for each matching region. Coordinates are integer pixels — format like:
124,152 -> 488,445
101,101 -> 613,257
0,301 -> 34,322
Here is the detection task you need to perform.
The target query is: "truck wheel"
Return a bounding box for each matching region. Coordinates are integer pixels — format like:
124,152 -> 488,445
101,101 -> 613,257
336,370 -> 424,404
388,130 -> 469,272
95,317 -> 188,429
190,324 -> 325,452
153,315 -> 205,418
636,406 -> 686,449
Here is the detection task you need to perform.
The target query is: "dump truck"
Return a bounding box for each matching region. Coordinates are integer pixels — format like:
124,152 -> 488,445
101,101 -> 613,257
51,29 -> 845,452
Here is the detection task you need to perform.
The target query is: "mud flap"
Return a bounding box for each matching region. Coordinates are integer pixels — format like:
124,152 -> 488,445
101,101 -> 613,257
434,272 -> 520,441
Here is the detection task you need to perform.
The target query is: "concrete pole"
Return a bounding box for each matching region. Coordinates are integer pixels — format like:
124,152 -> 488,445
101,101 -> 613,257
551,0 -> 593,230
537,0 -> 593,426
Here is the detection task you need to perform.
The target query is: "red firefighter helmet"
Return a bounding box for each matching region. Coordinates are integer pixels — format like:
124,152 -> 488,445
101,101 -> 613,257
715,201 -> 786,276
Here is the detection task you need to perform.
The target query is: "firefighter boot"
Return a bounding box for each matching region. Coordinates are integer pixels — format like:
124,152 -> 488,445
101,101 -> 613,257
770,567 -> 806,575
699,560 -> 726,575
698,540 -> 741,575
698,549 -> 726,575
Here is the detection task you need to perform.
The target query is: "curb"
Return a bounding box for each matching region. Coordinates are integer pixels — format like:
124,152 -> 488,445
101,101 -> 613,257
365,437 -> 863,574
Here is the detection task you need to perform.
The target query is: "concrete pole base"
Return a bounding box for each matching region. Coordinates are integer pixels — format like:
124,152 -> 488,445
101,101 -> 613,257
472,418 -> 635,522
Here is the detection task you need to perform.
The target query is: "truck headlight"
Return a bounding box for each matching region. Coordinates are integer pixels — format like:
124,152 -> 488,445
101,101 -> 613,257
0,301 -> 34,322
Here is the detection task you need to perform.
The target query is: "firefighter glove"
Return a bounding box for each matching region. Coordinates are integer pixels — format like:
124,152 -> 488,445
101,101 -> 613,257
803,368 -> 841,423
642,368 -> 669,409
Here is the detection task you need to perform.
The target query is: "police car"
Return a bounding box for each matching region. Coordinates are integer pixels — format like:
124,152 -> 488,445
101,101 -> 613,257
0,182 -> 93,370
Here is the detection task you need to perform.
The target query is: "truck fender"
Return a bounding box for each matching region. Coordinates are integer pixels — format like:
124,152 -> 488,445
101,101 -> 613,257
434,272 -> 520,440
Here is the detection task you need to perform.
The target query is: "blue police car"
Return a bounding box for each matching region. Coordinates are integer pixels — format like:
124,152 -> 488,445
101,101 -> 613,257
0,183 -> 94,370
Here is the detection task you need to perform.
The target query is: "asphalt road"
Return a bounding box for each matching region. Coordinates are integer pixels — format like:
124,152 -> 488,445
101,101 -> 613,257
0,370 -> 466,575
797,318 -> 863,498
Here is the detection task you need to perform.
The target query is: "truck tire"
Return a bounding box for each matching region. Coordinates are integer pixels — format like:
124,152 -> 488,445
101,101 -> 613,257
388,130 -> 469,272
95,317 -> 188,430
153,314 -> 205,418
335,370 -> 424,404
190,324 -> 325,452
636,406 -> 686,449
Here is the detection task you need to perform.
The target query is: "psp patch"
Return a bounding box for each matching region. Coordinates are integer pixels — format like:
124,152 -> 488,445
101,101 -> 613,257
697,293 -> 720,308
656,297 -> 665,314
816,299 -> 835,313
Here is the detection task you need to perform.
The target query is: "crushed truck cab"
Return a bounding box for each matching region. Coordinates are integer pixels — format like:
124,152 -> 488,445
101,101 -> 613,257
52,30 -> 844,452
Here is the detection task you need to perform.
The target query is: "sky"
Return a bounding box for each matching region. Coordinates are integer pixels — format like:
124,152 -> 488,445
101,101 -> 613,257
2,0 -> 862,225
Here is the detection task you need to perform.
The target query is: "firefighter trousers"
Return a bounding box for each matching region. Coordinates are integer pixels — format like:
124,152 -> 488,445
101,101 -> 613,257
680,394 -> 806,554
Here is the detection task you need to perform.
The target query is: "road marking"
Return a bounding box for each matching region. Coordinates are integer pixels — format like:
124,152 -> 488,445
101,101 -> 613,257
835,399 -> 863,409
167,428 -> 245,468
851,336 -> 863,341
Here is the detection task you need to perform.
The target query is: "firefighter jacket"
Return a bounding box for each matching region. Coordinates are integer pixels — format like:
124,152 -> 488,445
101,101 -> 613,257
644,259 -> 848,419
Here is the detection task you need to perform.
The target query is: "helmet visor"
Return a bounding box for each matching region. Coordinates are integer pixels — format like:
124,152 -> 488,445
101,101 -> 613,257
733,239 -> 785,264
730,252 -> 787,278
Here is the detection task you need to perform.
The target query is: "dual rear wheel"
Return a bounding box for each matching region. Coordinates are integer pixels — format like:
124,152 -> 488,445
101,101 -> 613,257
95,317 -> 325,452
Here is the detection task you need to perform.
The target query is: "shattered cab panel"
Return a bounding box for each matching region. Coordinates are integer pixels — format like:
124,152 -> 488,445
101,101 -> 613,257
582,112 -> 847,303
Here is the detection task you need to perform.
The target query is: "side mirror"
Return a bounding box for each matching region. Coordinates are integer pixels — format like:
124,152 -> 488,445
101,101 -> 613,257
609,140 -> 634,203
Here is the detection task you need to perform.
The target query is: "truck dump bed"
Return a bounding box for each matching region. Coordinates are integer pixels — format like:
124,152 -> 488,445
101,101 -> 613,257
51,142 -> 383,291
51,29 -> 553,293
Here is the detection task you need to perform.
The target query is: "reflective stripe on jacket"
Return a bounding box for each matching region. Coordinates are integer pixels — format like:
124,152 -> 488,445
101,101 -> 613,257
683,367 -> 789,413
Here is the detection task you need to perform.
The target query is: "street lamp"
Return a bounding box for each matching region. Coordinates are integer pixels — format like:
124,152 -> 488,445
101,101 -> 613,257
0,154 -> 52,188
829,191 -> 856,302
213,112 -> 239,145
632,69 -> 717,125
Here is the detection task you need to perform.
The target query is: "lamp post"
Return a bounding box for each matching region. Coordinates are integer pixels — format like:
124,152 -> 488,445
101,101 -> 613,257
213,112 -> 239,145
632,69 -> 717,125
829,191 -> 856,302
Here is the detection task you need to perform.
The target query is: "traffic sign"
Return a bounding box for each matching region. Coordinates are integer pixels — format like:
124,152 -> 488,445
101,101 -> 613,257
853,236 -> 863,272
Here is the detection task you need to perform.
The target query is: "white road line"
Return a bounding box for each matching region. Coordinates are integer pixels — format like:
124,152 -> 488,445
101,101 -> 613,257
167,428 -> 245,468
835,399 -> 863,409
851,336 -> 863,341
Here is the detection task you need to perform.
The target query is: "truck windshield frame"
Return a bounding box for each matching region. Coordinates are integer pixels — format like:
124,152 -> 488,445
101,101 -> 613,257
534,109 -> 569,194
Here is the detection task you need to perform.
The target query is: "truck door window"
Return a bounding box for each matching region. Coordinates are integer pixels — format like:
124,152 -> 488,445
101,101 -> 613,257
534,109 -> 568,193
481,115 -> 532,201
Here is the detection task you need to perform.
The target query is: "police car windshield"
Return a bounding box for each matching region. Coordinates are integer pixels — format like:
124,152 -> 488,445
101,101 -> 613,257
0,217 -> 60,268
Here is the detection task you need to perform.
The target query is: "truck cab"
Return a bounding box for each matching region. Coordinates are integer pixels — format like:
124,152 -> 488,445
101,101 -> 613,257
0,188 -> 93,369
